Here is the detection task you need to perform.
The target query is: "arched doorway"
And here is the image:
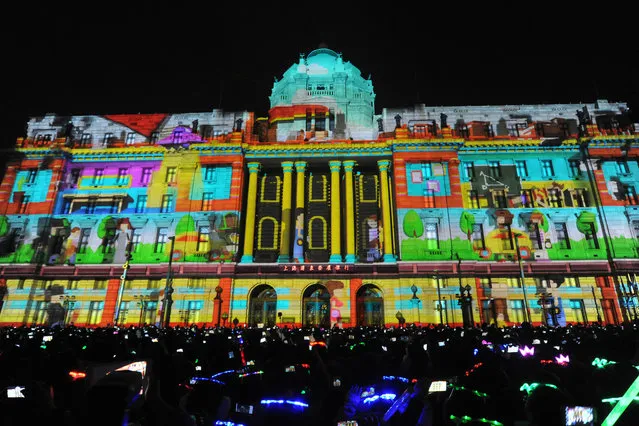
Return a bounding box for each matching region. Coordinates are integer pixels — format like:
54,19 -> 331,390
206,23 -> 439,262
248,285 -> 277,327
356,284 -> 384,326
302,284 -> 331,328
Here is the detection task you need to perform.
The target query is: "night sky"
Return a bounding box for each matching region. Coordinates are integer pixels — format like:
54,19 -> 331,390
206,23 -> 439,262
3,2 -> 638,151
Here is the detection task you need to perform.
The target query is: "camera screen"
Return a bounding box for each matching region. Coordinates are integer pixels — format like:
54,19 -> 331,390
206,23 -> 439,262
428,381 -> 447,393
285,366 -> 295,373
235,403 -> 254,415
565,406 -> 595,426
6,386 -> 26,398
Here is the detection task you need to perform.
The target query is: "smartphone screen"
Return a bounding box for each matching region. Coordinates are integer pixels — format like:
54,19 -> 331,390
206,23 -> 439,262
333,378 -> 341,387
565,406 -> 595,426
428,381 -> 447,393
337,422 -> 358,426
235,403 -> 254,415
285,366 -> 295,373
6,386 -> 26,398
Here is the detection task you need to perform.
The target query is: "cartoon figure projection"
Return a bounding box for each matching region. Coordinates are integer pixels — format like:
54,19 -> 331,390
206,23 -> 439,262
64,227 -> 82,265
364,215 -> 382,261
293,211 -> 305,262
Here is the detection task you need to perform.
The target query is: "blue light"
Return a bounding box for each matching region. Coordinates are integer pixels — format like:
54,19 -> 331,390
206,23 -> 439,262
363,393 -> 397,404
211,369 -> 236,379
473,348 -> 479,356
215,421 -> 246,426
260,399 -> 309,408
383,375 -> 409,383
189,377 -> 225,385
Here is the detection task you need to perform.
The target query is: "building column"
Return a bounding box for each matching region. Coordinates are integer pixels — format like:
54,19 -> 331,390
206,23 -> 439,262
278,161 -> 295,262
329,160 -> 342,263
378,160 -> 396,262
343,160 -> 356,263
240,162 -> 260,263
293,161 -> 307,263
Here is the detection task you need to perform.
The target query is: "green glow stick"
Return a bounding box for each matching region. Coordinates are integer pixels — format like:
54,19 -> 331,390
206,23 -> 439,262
601,374 -> 639,426
602,396 -> 639,404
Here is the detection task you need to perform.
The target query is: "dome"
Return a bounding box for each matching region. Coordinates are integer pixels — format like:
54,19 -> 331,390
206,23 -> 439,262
303,48 -> 343,75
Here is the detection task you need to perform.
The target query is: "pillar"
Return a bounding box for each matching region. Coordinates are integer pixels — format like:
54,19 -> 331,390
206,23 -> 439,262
329,160 -> 342,263
278,161 -> 294,262
240,162 -> 260,263
343,160 -> 356,263
378,160 -> 396,262
293,161 -> 307,263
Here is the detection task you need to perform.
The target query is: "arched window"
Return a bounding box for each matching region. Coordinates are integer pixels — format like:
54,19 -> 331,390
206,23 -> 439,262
257,217 -> 279,250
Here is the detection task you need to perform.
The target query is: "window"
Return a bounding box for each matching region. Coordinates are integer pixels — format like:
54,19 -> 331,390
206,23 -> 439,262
633,220 -> 639,240
569,160 -> 582,177
616,161 -> 630,175
204,166 -> 216,182
155,228 -> 168,253
150,132 -> 160,144
94,280 -> 107,290
142,301 -> 157,325
536,277 -> 552,288
165,167 -> 177,183
125,133 -> 136,145
433,300 -> 446,324
493,190 -> 507,208
135,195 -> 147,214
117,168 -> 128,185
78,228 -> 91,253
568,299 -> 586,323
19,195 -> 30,214
625,186 -> 638,205
103,133 -> 113,145
118,301 -> 130,325
131,229 -> 142,253
81,133 -> 91,146
109,198 -> 120,215
548,188 -> 563,208
468,190 -> 480,209
471,224 -> 485,250
528,222 -> 542,250
541,160 -> 555,177
93,169 -> 104,186
69,169 -> 81,186
554,222 -> 570,249
202,192 -> 214,211
510,300 -> 526,323
564,277 -> 579,287
515,160 -> 528,177
27,169 -> 37,184
147,279 -> 161,290
188,278 -> 205,289
103,234 -> 116,254
506,278 -> 520,288
17,279 -> 26,290
573,189 -> 589,207
33,301 -> 48,325
521,189 -> 534,208
141,168 -> 152,185
86,197 -> 97,214
161,194 -> 174,213
184,300 -> 203,324
425,223 -> 439,250
197,226 -> 210,251
172,130 -> 184,143
463,162 -> 475,180
488,161 -> 501,178
584,222 -> 599,249
501,225 -> 514,250
87,301 -> 104,325
421,163 -> 433,179
480,278 -> 491,288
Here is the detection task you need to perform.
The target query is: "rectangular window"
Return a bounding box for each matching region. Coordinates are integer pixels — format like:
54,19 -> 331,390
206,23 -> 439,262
155,227 -> 168,253
131,229 -> 142,253
27,169 -> 37,184
204,166 -> 216,182
617,161 -> 630,174
19,195 -> 30,214
463,162 -> 475,180
17,279 -> 26,290
521,189 -> 534,208
109,197 -> 120,214
528,222 -> 542,250
197,226 -> 210,251
506,277 -> 520,288
625,186 -> 639,205
488,161 -> 501,178
81,133 -> 91,146
86,197 -> 97,214
633,220 -> 639,241
141,168 -> 152,185
515,160 -> 528,177
103,133 -> 113,145
493,190 -> 507,208
135,195 -> 147,214
421,163 -> 433,179
125,133 -> 136,145
143,301 -> 157,325
93,169 -> 104,186
569,299 -> 586,323
147,279 -> 161,290
117,168 -> 128,185
554,222 -> 570,249
188,278 -> 205,289
78,228 -> 91,253
510,300 -> 525,323
541,160 -> 555,177
150,132 -> 160,144
425,223 -> 439,250
202,192 -> 215,211
94,280 -> 107,290
472,224 -> 485,250
502,225 -> 514,250
69,168 -> 81,185
33,301 -> 48,324
564,277 -> 579,287
467,190 -> 480,209
573,189 -> 590,207
165,167 -> 177,183
161,194 -> 174,213
569,160 -> 582,177
184,300 -> 203,324
548,188 -> 563,208
584,222 -> 599,249
87,301 -> 104,325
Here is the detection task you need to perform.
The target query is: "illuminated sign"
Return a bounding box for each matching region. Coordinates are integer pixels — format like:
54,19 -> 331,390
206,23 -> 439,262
279,264 -> 352,273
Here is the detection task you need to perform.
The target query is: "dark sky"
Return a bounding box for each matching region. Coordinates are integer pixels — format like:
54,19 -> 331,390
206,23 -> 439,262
3,2 -> 638,149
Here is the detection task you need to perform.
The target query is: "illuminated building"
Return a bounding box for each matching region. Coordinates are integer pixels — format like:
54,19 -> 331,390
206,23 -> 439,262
0,48 -> 637,328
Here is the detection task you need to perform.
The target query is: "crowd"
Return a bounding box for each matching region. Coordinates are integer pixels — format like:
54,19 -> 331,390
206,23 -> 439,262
2,321 -> 639,426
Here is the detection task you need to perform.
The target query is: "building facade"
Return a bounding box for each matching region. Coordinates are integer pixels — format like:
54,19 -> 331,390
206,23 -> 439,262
0,48 -> 638,328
